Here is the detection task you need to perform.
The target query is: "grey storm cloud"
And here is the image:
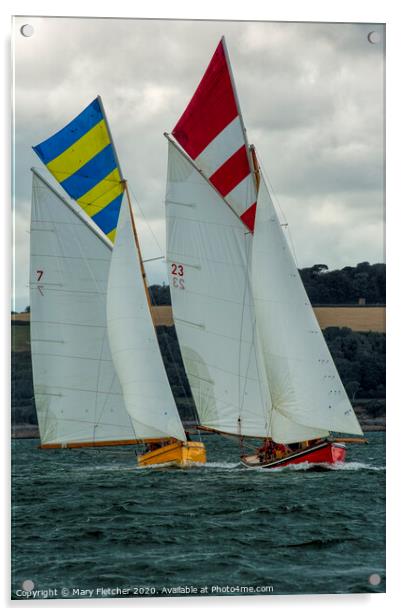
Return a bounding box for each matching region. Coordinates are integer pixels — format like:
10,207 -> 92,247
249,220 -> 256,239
13,17 -> 384,310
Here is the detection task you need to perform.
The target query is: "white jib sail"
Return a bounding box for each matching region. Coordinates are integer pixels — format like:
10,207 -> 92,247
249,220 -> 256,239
106,195 -> 186,442
166,141 -> 272,437
251,175 -> 363,439
30,170 -> 136,446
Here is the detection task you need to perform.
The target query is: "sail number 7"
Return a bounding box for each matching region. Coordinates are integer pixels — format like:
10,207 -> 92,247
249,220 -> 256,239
171,263 -> 185,290
36,270 -> 44,296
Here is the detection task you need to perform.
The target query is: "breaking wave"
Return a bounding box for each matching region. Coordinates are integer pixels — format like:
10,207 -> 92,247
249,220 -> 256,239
257,461 -> 385,473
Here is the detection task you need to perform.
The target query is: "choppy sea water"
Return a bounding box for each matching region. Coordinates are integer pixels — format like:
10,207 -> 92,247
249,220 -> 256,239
11,432 -> 385,599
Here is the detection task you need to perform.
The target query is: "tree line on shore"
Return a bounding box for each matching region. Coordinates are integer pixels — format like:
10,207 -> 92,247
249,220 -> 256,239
148,262 -> 386,306
12,324 -> 385,427
15,262 -> 386,314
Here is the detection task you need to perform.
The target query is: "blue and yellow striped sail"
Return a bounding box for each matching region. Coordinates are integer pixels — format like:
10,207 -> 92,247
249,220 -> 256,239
33,98 -> 123,243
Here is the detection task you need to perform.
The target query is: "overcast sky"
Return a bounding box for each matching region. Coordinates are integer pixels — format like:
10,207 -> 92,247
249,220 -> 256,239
12,17 -> 385,311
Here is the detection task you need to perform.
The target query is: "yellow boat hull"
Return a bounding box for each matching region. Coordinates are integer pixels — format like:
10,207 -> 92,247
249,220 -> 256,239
137,441 -> 206,468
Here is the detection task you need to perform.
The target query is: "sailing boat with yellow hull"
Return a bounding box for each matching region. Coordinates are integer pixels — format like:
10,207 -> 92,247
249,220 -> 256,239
31,97 -> 205,467
165,37 -> 364,469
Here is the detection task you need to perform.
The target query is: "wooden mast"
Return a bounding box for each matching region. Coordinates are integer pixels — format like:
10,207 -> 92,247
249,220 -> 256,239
122,181 -> 181,446
122,180 -> 153,312
99,97 -> 152,447
98,98 -> 153,310
98,97 -> 171,446
249,144 -> 261,192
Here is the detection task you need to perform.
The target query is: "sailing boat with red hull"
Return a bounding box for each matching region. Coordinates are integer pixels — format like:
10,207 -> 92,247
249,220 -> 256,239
165,37 -> 364,469
241,440 -> 347,469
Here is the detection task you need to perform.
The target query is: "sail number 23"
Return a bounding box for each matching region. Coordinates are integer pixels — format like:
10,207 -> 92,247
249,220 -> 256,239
171,263 -> 185,290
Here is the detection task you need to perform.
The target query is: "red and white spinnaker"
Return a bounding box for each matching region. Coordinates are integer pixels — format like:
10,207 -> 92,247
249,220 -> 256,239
172,37 -> 258,231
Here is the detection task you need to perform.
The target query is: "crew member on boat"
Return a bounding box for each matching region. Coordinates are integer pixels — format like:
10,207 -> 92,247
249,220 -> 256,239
257,440 -> 294,463
257,439 -> 274,462
274,443 -> 291,459
145,442 -> 162,453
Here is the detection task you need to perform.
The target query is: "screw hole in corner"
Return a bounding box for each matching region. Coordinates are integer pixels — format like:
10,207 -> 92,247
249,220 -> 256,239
368,573 -> 381,586
367,31 -> 381,45
20,24 -> 34,37
22,579 -> 35,591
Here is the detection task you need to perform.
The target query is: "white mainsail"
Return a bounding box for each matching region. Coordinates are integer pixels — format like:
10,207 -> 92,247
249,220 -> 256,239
30,170 -> 136,446
106,195 -> 186,442
166,36 -> 363,445
166,140 -> 271,437
165,141 -> 363,443
251,175 -> 363,439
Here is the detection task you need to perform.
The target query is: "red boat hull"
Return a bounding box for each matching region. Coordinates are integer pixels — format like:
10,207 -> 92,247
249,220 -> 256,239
241,440 -> 346,469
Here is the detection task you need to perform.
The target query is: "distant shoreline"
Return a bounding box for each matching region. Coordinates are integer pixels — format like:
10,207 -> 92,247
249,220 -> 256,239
12,425 -> 40,439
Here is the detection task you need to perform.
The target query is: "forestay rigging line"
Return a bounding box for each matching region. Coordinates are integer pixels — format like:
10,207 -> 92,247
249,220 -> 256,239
237,231 -> 250,433
238,230 -> 270,440
126,179 -> 165,259
258,158 -> 300,268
